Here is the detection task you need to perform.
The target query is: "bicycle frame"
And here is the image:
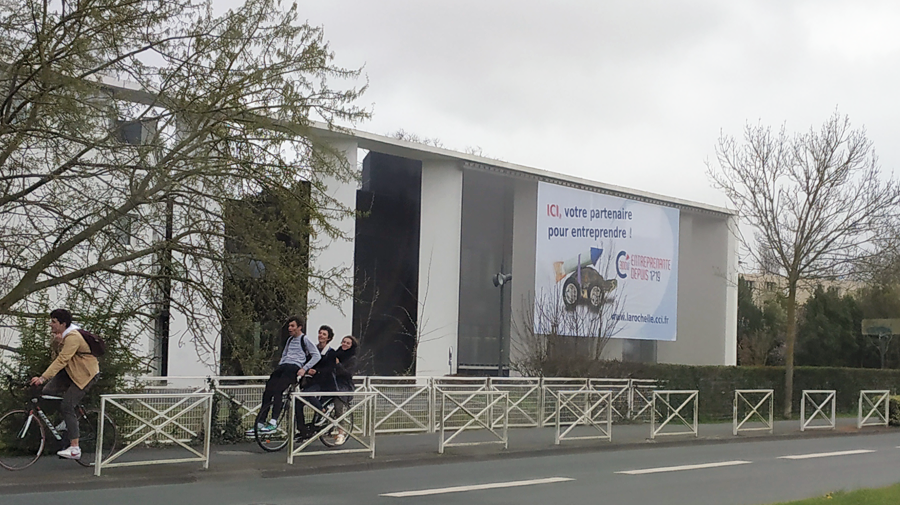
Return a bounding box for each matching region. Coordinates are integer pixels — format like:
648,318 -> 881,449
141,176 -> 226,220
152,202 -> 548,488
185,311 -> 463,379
22,393 -> 88,443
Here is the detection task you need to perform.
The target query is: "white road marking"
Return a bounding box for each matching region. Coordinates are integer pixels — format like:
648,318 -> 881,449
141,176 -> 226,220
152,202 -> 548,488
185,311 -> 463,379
779,449 -> 876,460
616,460 -> 751,475
379,477 -> 574,498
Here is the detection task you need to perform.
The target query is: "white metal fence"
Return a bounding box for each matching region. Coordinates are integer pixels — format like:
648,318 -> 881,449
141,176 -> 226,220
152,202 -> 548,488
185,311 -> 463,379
554,390 -> 612,444
437,389 -> 509,454
857,390 -> 890,429
733,389 -> 774,436
77,376 -> 898,476
287,391 -> 377,463
650,390 -> 699,439
366,376 -> 433,433
124,375 -> 658,439
800,390 -> 836,431
95,392 -> 213,476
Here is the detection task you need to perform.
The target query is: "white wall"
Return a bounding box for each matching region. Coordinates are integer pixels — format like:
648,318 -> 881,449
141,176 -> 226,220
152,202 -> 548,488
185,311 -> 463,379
307,141 -> 359,347
658,211 -> 736,365
416,160 -> 463,376
509,178 -> 538,368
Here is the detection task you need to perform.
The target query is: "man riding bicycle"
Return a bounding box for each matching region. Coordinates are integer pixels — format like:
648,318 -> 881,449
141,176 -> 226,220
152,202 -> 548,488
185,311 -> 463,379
252,316 -> 320,435
28,309 -> 99,460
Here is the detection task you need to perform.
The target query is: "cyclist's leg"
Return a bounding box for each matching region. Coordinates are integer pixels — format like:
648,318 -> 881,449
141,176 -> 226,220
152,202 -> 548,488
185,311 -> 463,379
61,374 -> 95,443
41,370 -> 70,397
296,383 -> 323,433
334,387 -> 351,419
268,365 -> 300,424
40,371 -> 70,424
257,365 -> 290,425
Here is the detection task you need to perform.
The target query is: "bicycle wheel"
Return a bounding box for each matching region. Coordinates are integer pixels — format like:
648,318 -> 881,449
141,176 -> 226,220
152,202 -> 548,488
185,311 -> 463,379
319,403 -> 355,448
255,396 -> 292,452
0,410 -> 45,471
75,409 -> 117,468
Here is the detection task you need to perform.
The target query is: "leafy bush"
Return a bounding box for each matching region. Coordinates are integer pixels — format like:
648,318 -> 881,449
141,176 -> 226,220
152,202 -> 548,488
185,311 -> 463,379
0,293 -> 147,411
541,360 -> 900,420
889,396 -> 900,426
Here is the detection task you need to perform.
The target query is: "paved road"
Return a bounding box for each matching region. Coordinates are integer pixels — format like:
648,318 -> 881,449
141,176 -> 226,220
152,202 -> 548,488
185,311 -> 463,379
5,431 -> 900,505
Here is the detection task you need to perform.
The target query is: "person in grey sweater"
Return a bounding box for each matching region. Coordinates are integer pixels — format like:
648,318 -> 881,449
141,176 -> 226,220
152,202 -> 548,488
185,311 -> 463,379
252,316 -> 320,434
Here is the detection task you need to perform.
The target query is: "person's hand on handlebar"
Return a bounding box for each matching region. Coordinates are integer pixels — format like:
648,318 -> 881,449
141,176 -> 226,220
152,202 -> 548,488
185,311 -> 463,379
297,368 -> 307,378
307,369 -> 317,376
29,376 -> 45,386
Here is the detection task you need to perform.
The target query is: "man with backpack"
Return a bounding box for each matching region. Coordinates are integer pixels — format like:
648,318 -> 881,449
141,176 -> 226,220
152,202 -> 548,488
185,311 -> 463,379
29,308 -> 100,460
252,316 -> 320,435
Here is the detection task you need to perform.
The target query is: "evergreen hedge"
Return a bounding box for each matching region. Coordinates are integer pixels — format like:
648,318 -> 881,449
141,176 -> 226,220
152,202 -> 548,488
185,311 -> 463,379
564,362 -> 900,420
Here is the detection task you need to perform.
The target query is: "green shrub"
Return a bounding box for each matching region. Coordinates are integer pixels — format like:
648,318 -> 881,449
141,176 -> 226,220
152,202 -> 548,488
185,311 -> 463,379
889,396 -> 900,426
544,360 -> 900,420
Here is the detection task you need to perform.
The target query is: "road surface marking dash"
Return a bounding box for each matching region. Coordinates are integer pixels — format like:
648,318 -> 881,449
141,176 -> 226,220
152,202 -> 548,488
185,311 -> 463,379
616,460 -> 751,475
380,477 -> 574,497
779,449 -> 875,460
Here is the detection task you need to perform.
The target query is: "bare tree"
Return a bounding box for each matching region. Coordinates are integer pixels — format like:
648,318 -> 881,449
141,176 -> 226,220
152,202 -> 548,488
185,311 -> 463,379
708,112 -> 900,417
511,279 -> 625,377
0,0 -> 369,364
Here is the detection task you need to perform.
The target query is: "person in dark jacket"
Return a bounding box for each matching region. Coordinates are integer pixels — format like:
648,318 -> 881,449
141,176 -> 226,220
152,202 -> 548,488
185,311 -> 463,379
297,325 -> 336,437
331,335 -> 358,444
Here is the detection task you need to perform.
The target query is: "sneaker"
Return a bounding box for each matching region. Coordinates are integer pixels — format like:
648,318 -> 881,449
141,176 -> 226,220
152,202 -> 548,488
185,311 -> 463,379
334,433 -> 346,445
258,420 -> 277,435
57,446 -> 81,460
314,405 -> 333,427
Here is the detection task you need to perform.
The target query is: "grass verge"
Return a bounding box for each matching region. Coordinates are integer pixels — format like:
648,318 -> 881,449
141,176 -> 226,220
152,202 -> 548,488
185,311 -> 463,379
772,483 -> 900,504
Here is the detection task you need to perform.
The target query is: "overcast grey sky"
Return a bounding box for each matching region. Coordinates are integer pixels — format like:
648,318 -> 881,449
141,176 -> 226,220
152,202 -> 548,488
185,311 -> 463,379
286,0 -> 900,209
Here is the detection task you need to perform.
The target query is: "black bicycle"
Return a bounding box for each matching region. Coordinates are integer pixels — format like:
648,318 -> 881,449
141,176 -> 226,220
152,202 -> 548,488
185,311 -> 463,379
0,377 -> 117,470
253,382 -> 355,452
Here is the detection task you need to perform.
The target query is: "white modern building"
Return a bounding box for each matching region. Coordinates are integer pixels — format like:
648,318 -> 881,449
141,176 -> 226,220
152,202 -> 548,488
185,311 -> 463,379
0,106 -> 738,377
298,125 -> 739,377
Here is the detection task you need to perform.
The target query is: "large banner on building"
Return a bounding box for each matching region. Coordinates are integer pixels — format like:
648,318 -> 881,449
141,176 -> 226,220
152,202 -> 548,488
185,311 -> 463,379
534,182 -> 679,341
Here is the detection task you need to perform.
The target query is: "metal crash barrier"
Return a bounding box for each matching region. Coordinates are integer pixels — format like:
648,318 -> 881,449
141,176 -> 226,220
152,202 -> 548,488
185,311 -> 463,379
555,390 -> 612,444
288,391 -> 376,463
733,389 -> 774,436
800,390 -> 836,431
651,390 -> 698,439
95,392 -> 213,476
858,390 -> 890,429
437,389 -> 509,454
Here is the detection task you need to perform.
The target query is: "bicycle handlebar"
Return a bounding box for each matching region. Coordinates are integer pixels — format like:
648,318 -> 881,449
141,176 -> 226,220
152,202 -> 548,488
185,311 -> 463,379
4,374 -> 32,403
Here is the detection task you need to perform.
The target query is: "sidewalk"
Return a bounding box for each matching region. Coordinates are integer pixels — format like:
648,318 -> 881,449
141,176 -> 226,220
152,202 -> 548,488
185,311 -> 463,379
0,416 -> 893,494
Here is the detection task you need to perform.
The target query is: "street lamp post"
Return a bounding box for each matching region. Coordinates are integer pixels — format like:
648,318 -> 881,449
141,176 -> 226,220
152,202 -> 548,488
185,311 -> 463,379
492,271 -> 512,377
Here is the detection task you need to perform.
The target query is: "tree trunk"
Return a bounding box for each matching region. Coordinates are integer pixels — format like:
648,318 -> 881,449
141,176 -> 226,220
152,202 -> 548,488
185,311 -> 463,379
783,281 -> 798,418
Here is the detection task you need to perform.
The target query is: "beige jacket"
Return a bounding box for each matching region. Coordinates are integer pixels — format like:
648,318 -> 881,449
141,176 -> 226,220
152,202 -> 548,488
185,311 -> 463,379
41,326 -> 100,389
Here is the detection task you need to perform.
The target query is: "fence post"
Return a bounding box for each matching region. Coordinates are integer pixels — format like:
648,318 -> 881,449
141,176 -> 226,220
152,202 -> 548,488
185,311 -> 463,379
94,397 -> 106,476
800,392 -> 806,432
429,377 -> 436,433
539,377 -> 546,427
202,395 -> 212,469
627,379 -> 635,420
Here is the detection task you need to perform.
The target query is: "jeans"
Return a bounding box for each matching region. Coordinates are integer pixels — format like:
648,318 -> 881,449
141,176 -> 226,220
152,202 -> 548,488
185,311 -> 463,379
334,384 -> 353,419
297,383 -> 325,428
256,364 -> 300,425
42,370 -> 97,440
